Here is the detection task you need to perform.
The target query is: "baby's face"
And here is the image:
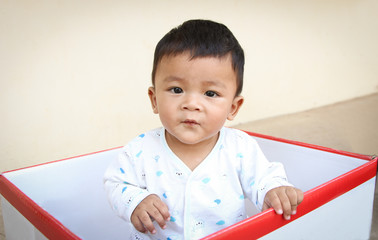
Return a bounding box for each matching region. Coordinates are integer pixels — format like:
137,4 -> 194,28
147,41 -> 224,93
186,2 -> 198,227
149,52 -> 243,146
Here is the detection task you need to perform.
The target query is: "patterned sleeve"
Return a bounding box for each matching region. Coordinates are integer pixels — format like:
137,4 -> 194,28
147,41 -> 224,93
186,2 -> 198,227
103,145 -> 151,222
240,135 -> 293,211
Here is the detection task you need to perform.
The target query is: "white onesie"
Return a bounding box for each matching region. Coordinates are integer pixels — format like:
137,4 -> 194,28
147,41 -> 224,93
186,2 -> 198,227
104,127 -> 291,239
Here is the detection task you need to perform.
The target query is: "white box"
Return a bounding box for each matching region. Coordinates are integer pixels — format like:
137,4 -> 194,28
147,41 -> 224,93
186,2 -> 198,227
1,131 -> 376,239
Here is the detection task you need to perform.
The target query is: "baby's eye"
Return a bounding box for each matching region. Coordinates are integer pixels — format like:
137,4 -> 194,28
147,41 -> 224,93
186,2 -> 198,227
170,87 -> 183,94
205,91 -> 218,97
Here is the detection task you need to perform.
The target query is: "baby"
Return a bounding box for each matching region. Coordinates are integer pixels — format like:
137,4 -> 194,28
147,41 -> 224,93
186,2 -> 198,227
104,19 -> 303,239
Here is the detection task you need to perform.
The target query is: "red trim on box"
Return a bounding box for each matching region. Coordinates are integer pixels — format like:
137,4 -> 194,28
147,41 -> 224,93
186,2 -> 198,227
2,146 -> 122,174
202,154 -> 377,239
0,146 -> 122,239
243,130 -> 372,161
0,175 -> 80,240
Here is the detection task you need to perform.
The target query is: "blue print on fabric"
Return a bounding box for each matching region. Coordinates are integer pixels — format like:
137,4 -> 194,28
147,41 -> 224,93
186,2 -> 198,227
236,153 -> 243,158
163,193 -> 168,199
156,171 -> 163,177
154,155 -> 160,162
202,178 -> 210,184
170,216 -> 176,222
239,194 -> 245,200
120,168 -> 125,174
139,133 -> 145,138
122,186 -> 127,193
249,180 -> 255,186
216,220 -> 225,225
136,150 -> 142,158
214,199 -> 221,205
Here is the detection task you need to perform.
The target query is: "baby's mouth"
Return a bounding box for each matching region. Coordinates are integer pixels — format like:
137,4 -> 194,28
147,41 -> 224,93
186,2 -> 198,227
182,119 -> 199,125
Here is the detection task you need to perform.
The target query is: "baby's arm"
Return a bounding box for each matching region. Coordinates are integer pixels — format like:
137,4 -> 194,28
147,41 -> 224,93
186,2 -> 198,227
131,194 -> 170,234
238,133 -> 303,218
262,186 -> 303,220
104,149 -> 171,234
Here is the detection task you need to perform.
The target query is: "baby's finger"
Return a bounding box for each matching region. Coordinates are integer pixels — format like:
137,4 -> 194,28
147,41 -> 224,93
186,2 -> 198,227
286,187 -> 299,214
148,206 -> 167,230
296,188 -> 304,205
266,192 -> 284,215
155,200 -> 170,221
277,190 -> 291,220
138,211 -> 157,234
131,214 -> 147,234
294,188 -> 304,214
262,202 -> 270,212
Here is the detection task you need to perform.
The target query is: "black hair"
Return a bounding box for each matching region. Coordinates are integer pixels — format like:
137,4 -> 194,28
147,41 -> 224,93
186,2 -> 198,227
151,19 -> 244,96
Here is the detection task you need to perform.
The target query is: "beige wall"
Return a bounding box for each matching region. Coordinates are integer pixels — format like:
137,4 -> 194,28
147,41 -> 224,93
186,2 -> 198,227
1,0 -> 377,172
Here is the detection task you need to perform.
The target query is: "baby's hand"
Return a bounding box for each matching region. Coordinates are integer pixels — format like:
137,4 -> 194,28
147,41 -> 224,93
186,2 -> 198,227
262,186 -> 303,220
131,194 -> 170,234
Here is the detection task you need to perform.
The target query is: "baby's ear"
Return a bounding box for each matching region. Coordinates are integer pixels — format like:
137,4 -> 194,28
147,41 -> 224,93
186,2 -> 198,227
148,87 -> 159,114
227,96 -> 244,121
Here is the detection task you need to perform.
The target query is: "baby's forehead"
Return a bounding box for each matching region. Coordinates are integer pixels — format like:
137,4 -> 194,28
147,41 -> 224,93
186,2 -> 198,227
155,53 -> 238,89
156,52 -> 235,74
157,53 -> 235,75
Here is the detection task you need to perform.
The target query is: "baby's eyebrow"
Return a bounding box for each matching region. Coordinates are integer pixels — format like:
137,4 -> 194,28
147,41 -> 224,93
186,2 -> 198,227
162,76 -> 226,89
163,76 -> 184,83
202,80 -> 226,89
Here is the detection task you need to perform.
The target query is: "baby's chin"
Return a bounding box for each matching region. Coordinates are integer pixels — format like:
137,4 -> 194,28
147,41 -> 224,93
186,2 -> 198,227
166,129 -> 220,146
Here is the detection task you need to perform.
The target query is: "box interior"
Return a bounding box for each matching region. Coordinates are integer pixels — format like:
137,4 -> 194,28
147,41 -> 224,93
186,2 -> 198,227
1,134 -> 373,239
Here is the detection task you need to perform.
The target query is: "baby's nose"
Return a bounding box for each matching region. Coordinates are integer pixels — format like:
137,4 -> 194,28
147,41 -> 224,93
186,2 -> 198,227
182,94 -> 202,111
